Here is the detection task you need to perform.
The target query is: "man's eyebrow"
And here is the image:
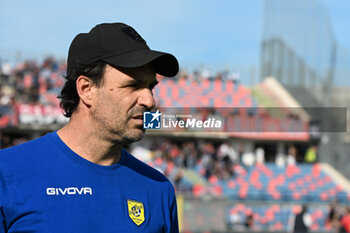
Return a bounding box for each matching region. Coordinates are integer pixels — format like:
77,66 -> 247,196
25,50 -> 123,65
125,78 -> 159,87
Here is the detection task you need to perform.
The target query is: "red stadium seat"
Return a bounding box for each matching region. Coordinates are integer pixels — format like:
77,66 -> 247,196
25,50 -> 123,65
320,192 -> 329,201
208,175 -> 218,185
227,180 -> 236,189
192,184 -> 205,197
292,192 -> 302,200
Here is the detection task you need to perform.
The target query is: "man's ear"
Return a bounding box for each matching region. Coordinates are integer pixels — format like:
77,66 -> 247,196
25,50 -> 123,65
76,75 -> 94,107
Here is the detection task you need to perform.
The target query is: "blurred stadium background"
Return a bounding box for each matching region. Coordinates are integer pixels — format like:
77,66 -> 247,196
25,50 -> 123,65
1,0 -> 350,232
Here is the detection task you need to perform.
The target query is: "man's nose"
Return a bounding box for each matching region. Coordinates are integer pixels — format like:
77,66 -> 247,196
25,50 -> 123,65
138,88 -> 156,110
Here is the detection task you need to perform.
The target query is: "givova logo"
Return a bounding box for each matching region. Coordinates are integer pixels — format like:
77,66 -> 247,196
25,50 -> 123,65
46,187 -> 92,195
143,110 -> 161,129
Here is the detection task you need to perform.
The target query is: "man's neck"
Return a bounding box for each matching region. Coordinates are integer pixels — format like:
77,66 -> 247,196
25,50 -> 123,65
57,116 -> 122,166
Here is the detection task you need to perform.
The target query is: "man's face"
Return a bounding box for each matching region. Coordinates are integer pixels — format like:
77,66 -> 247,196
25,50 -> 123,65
90,64 -> 158,144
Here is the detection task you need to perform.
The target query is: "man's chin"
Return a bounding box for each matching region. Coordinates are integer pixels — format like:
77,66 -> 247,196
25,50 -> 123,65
121,129 -> 145,145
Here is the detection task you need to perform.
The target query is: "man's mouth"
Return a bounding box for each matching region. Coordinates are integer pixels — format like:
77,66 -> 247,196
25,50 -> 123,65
132,115 -> 143,120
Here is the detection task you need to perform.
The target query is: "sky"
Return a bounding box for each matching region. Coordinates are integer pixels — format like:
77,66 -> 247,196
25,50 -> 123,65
0,0 -> 349,85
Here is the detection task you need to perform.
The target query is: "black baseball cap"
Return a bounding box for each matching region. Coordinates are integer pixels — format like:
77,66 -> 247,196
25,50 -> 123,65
67,23 -> 179,77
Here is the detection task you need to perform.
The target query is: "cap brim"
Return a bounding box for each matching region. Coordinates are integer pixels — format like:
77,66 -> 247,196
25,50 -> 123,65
102,49 -> 179,77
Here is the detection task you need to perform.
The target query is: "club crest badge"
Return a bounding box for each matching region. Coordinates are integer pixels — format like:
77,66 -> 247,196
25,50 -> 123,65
127,199 -> 145,226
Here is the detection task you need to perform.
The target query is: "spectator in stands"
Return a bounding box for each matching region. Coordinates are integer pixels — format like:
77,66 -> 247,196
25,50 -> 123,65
255,147 -> 265,164
305,145 -> 318,163
218,143 -> 238,164
287,146 -> 297,166
294,205 -> 312,233
326,200 -> 343,231
228,210 -> 241,229
340,207 -> 350,233
198,142 -> 215,178
170,144 -> 185,167
275,152 -> 286,167
244,212 -> 254,229
183,141 -> 198,169
242,152 -> 255,170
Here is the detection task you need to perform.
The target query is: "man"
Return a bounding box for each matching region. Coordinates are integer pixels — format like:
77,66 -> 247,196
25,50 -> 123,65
304,145 -> 317,163
0,23 -> 179,233
340,207 -> 350,233
293,205 -> 312,233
